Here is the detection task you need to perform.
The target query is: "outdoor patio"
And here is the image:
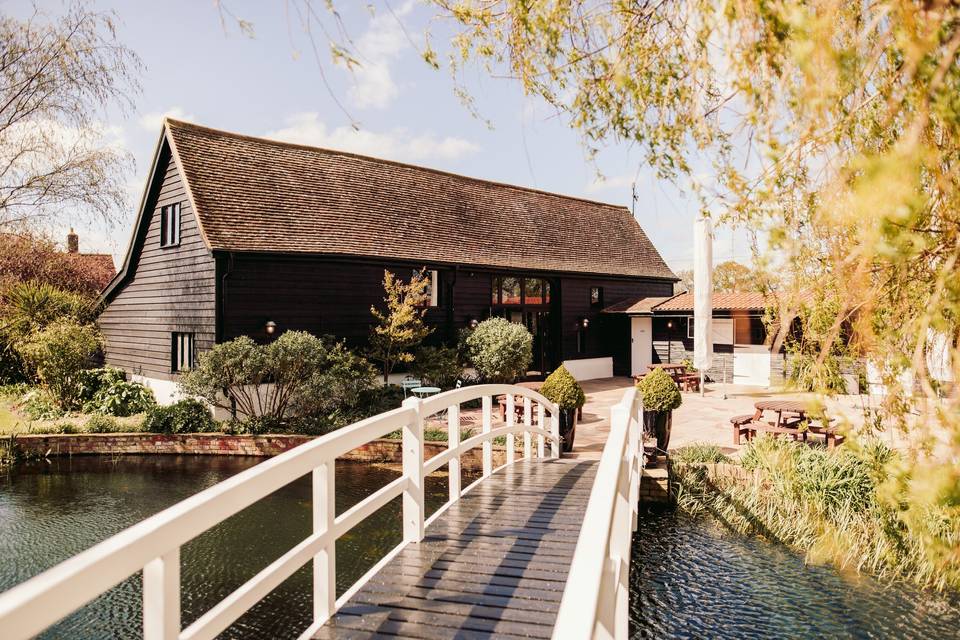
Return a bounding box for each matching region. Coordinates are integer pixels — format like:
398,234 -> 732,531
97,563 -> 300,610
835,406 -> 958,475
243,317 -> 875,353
569,377 -> 887,460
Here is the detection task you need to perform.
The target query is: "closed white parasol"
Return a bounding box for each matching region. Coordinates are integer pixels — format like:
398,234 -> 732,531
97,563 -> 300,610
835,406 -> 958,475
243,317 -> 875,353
693,215 -> 713,395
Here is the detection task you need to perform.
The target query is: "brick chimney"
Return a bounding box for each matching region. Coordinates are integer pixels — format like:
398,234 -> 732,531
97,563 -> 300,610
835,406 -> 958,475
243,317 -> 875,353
67,228 -> 79,254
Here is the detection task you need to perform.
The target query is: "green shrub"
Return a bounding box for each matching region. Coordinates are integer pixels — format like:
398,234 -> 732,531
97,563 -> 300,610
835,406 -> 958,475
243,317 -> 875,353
84,380 -> 155,417
14,320 -> 102,410
411,345 -> 462,388
21,388 -> 66,420
227,414 -> 285,435
0,281 -> 98,338
143,398 -> 217,434
637,367 -> 682,412
671,443 -> 731,464
465,318 -> 533,383
290,338 -> 378,421
540,365 -> 585,409
85,414 -> 121,433
179,332 -> 376,425
76,367 -> 126,405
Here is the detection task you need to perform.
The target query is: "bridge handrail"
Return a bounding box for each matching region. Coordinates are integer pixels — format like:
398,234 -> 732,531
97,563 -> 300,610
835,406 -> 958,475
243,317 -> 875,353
0,383 -> 561,640
553,386 -> 644,640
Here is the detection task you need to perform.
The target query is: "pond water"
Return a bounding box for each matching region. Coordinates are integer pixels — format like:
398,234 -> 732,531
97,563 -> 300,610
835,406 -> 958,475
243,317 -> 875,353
0,455 -> 476,639
631,507 -> 960,639
6,458 -> 960,639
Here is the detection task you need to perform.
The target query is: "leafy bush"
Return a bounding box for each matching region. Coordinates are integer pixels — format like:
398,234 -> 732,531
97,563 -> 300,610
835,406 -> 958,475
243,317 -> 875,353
76,367 -> 126,405
465,318 -> 533,383
15,320 -> 102,410
83,379 -> 156,417
540,365 -> 585,409
671,443 -> 731,464
179,332 -> 376,426
85,414 -> 121,433
411,345 -> 462,388
0,281 -> 100,383
21,388 -> 67,420
0,281 -> 98,338
290,338 -> 378,421
637,367 -> 682,412
143,398 -> 217,434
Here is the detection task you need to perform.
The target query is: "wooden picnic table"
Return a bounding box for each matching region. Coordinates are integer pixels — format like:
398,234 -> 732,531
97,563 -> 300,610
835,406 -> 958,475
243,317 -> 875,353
730,399 -> 843,448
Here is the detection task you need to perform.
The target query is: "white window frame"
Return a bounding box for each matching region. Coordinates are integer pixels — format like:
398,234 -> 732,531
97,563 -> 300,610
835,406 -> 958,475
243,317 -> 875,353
159,203 -> 181,248
172,332 -> 194,373
687,316 -> 695,339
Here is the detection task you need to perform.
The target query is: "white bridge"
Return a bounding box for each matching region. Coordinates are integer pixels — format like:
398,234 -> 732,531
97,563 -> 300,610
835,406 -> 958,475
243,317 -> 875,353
0,384 -> 645,639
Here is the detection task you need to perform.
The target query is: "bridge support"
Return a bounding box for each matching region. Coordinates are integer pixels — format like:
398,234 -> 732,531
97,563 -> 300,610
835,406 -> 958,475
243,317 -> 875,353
401,397 -> 425,544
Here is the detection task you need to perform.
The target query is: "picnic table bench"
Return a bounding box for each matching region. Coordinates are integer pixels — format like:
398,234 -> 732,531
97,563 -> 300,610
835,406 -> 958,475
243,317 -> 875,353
731,400 -> 844,448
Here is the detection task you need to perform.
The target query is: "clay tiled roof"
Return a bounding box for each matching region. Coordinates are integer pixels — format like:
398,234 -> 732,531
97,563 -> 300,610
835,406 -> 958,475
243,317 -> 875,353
602,296 -> 672,314
603,291 -> 781,314
165,119 -> 676,279
652,291 -> 772,311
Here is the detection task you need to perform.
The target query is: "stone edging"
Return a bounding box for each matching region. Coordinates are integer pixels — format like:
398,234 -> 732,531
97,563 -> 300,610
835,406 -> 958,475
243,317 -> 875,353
9,432 -> 507,470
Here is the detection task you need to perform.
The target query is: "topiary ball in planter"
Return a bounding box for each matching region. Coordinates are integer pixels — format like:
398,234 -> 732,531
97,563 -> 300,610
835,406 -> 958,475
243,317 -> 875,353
541,365 -> 585,453
637,367 -> 682,461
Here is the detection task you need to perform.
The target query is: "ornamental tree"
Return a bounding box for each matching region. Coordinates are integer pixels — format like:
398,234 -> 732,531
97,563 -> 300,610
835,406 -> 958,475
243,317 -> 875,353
368,269 -> 433,383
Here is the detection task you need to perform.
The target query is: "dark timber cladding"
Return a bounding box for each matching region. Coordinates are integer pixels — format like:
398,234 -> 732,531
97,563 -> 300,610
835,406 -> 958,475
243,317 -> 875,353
315,459 -> 597,640
98,148 -> 215,379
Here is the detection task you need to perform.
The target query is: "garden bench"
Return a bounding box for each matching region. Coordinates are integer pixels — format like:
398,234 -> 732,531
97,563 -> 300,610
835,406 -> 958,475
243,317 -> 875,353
730,414 -> 755,445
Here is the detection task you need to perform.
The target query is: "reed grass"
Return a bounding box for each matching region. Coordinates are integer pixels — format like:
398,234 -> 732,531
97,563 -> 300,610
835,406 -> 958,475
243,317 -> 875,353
673,435 -> 960,592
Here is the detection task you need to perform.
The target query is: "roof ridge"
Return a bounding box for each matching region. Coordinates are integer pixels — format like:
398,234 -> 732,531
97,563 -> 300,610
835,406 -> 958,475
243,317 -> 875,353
163,117 -> 632,213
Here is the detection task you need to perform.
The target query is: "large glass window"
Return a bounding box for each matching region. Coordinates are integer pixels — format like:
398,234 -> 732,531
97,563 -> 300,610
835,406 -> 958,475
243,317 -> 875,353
501,277 -> 522,305
492,276 -> 550,306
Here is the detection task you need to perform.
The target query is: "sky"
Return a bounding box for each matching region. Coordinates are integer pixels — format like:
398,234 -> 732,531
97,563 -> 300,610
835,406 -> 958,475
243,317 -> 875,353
8,0 -> 754,272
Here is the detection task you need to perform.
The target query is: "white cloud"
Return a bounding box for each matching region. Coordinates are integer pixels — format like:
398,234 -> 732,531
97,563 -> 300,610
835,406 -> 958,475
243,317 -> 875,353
138,106 -> 195,132
343,2 -> 414,109
265,112 -> 480,163
585,174 -> 636,194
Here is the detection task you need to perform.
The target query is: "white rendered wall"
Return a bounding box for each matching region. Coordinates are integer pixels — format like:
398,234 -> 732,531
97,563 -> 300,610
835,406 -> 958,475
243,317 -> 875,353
562,357 -> 613,381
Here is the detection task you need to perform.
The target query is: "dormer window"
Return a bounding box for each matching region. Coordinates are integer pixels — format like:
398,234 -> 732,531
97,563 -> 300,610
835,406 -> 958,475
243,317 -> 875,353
159,203 -> 181,247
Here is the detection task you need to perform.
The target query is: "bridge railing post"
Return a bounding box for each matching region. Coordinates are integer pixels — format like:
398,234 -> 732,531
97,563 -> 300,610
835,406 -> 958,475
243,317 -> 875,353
536,403 -> 546,458
628,403 -> 641,533
505,393 -> 515,465
401,397 -> 425,544
550,410 -> 561,458
143,548 -> 180,640
447,403 -> 460,502
312,460 -> 336,624
523,397 -> 532,459
481,396 -> 492,477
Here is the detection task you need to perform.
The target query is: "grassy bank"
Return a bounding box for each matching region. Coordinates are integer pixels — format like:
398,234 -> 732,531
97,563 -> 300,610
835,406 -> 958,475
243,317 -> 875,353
672,438 -> 960,592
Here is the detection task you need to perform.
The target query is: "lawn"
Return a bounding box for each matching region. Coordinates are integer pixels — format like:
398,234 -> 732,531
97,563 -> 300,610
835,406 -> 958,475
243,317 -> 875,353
0,399 -> 22,435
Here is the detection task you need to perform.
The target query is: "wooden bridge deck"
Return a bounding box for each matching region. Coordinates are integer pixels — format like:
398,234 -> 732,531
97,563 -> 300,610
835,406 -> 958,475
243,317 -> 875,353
315,458 -> 598,640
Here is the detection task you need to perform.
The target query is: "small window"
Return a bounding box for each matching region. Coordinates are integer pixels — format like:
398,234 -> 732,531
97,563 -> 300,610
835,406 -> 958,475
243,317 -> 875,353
687,316 -> 695,339
414,269 -> 440,307
159,203 -> 181,247
590,286 -> 603,308
491,276 -> 501,305
171,332 -> 194,372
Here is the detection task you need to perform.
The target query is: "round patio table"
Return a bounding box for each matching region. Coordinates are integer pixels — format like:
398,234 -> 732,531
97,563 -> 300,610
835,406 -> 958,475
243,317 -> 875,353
411,386 -> 441,399
754,400 -> 807,426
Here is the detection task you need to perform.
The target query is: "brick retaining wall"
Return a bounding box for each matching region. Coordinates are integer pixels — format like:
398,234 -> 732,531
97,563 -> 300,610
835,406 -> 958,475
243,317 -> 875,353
12,433 -> 508,470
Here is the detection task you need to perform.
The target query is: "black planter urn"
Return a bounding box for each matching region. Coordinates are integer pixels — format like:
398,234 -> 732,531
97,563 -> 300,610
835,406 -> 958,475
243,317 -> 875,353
559,408 -> 578,453
642,410 -> 673,459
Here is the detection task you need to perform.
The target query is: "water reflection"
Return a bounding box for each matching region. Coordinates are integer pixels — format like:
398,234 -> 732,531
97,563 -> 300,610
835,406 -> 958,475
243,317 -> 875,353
630,507 -> 960,639
0,455 -> 475,639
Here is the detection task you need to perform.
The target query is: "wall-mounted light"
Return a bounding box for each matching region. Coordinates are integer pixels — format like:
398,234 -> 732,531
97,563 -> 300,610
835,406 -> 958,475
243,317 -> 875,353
265,320 -> 277,335
581,318 -> 590,329
667,320 -> 673,329
469,318 -> 479,329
